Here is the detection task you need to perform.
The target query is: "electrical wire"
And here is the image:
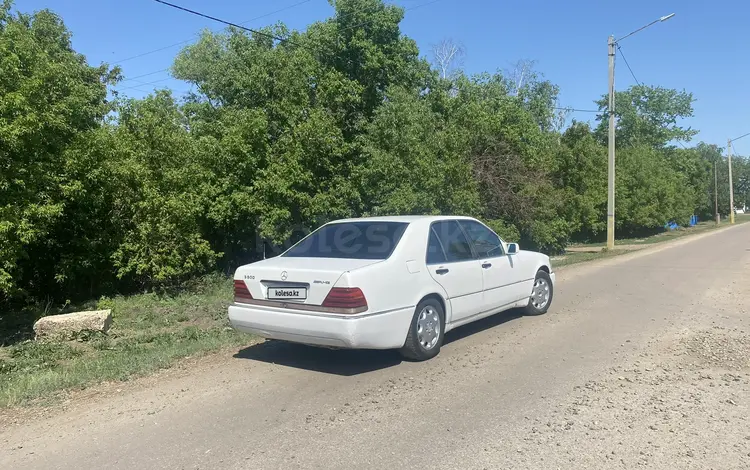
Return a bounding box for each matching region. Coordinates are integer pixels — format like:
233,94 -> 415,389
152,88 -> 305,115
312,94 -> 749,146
116,0 -> 413,70
554,107 -> 600,113
113,0 -> 313,65
130,0 -> 443,88
117,0 -> 445,91
730,131 -> 750,143
119,68 -> 170,83
116,77 -> 176,92
152,0 -> 309,49
153,0 -> 443,45
616,44 -> 641,86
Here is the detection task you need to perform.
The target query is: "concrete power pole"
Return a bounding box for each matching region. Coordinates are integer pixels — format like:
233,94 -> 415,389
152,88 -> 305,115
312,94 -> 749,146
715,161 -> 720,224
604,14 -> 673,249
607,35 -> 616,250
728,139 -> 735,224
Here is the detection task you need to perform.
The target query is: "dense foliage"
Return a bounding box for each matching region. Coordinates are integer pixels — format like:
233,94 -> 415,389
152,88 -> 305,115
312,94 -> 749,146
1,0 -> 748,308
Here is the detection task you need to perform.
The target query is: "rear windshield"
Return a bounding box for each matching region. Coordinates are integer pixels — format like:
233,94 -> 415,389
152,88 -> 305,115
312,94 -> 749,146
283,222 -> 409,260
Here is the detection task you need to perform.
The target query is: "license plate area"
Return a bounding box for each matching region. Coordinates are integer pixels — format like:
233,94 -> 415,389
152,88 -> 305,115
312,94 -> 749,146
267,286 -> 307,301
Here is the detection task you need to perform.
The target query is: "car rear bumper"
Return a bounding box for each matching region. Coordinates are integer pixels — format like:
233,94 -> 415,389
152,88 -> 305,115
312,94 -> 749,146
228,303 -> 414,349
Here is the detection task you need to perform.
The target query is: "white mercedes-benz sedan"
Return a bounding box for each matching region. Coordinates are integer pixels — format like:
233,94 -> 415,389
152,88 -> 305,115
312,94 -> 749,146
228,216 -> 554,361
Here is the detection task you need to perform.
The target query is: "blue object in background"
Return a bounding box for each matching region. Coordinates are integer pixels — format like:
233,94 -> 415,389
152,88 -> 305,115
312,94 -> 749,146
665,216 -> 698,230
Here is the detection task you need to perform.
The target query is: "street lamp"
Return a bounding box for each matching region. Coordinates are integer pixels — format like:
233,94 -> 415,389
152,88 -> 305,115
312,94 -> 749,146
727,131 -> 750,224
606,13 -> 675,250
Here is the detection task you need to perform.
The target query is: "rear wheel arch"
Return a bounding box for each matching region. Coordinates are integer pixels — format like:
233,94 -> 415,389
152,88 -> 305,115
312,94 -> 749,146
418,293 -> 446,319
538,264 -> 550,274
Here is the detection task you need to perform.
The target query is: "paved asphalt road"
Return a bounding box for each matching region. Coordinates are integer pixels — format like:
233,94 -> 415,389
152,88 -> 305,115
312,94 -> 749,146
2,223 -> 750,469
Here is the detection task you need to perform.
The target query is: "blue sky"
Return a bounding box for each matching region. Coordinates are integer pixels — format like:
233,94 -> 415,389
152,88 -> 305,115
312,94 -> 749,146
14,0 -> 750,154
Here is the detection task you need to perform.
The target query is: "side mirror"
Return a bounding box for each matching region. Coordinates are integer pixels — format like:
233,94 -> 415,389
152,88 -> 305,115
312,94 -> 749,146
507,243 -> 519,255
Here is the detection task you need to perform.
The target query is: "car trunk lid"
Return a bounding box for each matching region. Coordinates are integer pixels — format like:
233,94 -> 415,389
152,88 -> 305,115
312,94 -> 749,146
235,257 -> 382,306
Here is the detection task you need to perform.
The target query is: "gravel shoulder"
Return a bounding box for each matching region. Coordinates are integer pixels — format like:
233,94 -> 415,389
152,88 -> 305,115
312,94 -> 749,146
1,223 -> 749,470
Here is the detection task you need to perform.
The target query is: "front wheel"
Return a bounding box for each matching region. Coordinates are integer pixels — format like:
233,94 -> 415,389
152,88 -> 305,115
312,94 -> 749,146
524,270 -> 553,316
400,298 -> 445,361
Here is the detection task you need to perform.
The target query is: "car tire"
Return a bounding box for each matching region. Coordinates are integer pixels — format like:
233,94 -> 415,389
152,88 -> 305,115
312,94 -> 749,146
524,270 -> 553,316
400,298 -> 445,361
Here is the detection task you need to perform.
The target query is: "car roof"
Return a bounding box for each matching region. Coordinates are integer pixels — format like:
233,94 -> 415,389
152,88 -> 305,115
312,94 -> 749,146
328,215 -> 476,224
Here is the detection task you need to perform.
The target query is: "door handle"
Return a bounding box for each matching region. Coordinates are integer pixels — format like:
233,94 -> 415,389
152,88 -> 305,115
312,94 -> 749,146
482,262 -> 492,269
435,268 -> 449,275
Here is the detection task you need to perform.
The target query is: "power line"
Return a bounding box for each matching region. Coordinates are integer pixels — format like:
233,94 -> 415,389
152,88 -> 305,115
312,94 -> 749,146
120,0 -> 444,90
119,68 -> 170,83
616,44 -> 640,86
117,0 -> 416,70
114,0 -> 313,65
116,76 -> 176,92
554,107 -> 600,113
153,0 -> 309,49
395,0 -> 444,13
730,131 -> 750,143
116,86 -> 152,95
153,0 -> 443,47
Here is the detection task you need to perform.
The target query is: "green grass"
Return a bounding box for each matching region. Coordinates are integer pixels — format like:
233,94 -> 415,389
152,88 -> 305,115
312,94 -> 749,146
570,214 -> 750,249
551,249 -> 633,268
554,214 -> 750,268
0,274 -> 251,408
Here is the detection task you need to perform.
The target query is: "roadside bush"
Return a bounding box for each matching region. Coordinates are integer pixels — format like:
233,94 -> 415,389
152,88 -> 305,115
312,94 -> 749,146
0,0 -> 716,318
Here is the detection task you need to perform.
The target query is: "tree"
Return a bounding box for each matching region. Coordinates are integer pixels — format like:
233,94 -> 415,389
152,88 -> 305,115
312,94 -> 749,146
446,73 -> 573,252
0,0 -> 721,309
735,156 -> 750,211
0,2 -> 117,298
664,143 -> 713,219
615,145 -> 694,234
356,86 -> 480,217
310,0 -> 432,124
505,59 -> 536,96
595,85 -> 698,148
504,59 -> 566,132
431,38 -> 465,79
552,122 -> 607,240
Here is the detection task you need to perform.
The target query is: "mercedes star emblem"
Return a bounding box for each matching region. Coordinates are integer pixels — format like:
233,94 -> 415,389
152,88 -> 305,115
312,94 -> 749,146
280,271 -> 288,281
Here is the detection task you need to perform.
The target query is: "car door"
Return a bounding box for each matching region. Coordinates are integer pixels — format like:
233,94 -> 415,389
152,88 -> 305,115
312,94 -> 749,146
426,220 -> 483,322
458,220 -> 525,312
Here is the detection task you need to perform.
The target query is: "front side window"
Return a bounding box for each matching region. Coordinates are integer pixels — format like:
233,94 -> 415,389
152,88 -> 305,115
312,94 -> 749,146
459,220 -> 504,258
431,221 -> 475,262
283,222 -> 408,260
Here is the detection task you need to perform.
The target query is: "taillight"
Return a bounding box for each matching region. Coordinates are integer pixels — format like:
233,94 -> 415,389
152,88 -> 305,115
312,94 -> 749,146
234,280 -> 253,303
322,287 -> 368,311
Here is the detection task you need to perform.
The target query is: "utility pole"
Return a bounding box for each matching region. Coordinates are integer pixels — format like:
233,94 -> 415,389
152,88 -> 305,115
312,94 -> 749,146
714,161 -> 720,224
604,14 -> 674,250
606,35 -> 616,250
728,139 -> 735,224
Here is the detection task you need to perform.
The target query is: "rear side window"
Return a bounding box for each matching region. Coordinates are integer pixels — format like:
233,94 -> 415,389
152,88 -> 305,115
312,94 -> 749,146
283,222 -> 408,260
431,221 -> 475,262
426,228 -> 447,265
